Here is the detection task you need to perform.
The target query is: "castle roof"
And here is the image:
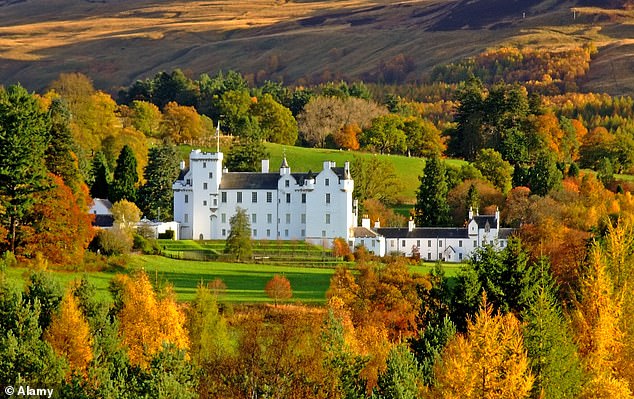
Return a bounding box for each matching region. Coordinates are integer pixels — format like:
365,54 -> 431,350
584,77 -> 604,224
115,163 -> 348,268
377,227 -> 470,239
472,215 -> 498,228
219,172 -> 280,189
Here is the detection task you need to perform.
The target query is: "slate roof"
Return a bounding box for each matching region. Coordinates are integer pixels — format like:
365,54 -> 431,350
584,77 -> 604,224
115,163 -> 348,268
219,173 -> 280,190
93,214 -> 114,228
176,167 -> 190,181
473,215 -> 497,228
93,198 -> 113,210
498,228 -> 515,239
351,227 -> 379,238
377,227 -> 470,239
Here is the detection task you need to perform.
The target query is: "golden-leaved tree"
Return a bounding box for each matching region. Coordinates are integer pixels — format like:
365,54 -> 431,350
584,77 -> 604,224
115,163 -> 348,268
116,272 -> 189,368
431,293 -> 534,399
573,239 -> 634,398
44,289 -> 93,377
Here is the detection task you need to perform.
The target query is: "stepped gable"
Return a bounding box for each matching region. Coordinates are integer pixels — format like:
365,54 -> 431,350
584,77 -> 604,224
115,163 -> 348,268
377,227 -> 470,239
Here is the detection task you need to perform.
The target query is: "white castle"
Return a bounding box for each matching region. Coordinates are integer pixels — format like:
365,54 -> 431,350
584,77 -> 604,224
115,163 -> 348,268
172,149 -> 356,247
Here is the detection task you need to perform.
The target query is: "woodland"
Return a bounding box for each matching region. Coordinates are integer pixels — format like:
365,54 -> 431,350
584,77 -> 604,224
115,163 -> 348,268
2,43 -> 634,398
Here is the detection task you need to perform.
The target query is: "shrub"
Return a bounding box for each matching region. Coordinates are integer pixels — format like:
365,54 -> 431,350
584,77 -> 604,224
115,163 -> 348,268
90,228 -> 133,256
133,234 -> 161,255
158,230 -> 175,240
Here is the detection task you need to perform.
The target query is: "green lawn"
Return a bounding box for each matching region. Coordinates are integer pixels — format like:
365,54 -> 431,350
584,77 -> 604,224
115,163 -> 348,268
177,142 -> 468,200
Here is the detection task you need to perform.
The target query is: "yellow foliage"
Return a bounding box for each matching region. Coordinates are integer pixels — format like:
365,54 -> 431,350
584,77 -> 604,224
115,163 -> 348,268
432,294 -> 534,399
117,272 -> 189,368
44,290 -> 93,377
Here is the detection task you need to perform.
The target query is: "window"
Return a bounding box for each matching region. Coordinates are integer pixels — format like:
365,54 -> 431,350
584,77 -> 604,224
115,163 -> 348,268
417,240 -> 420,247
184,194 -> 189,204
253,229 -> 257,237
267,192 -> 272,203
252,192 -> 257,203
184,214 -> 189,223
266,229 -> 271,237
391,241 -> 395,248
402,240 -> 406,247
301,193 -> 306,203
267,214 -> 272,223
301,229 -> 305,237
286,214 -> 291,224
459,240 -> 463,247
301,214 -> 306,224
322,230 -> 326,237
222,229 -> 226,236
286,193 -> 291,203
326,193 -> 331,204
474,240 -> 477,247
209,172 -> 213,179
221,192 -> 227,203
251,214 -> 257,223
186,179 -> 191,185
221,213 -> 226,223
285,229 -> 289,237
428,240 -> 431,247
203,162 -> 207,168
203,200 -> 207,206
428,253 -> 431,260
285,180 -> 290,187
459,253 -> 463,260
439,240 -> 443,247
326,214 -> 331,224
203,182 -> 208,190
237,192 -> 242,203
213,198 -> 217,206
325,178 -> 330,186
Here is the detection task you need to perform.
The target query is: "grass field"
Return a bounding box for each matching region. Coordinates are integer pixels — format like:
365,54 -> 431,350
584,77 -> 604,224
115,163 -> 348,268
2,255 -> 463,304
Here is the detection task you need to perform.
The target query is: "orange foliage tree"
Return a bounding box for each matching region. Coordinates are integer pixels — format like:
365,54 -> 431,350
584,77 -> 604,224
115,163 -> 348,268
265,275 -> 293,307
116,272 -> 189,368
23,174 -> 94,266
44,289 -> 93,377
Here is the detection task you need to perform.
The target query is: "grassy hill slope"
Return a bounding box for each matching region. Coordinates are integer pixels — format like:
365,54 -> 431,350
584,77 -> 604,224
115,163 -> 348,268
1,0 -> 634,95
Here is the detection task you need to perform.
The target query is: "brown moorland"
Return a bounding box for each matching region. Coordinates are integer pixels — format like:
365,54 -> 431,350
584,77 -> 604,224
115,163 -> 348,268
0,0 -> 634,94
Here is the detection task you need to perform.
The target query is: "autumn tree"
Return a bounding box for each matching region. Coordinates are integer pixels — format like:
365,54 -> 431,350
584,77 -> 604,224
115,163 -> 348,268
44,289 -> 93,377
224,207 -> 252,261
415,155 -> 451,227
332,237 -> 352,258
0,84 -> 51,254
431,294 -> 534,398
137,145 -> 180,220
109,145 -> 138,203
265,274 -> 293,307
129,100 -> 162,137
111,200 -> 141,232
24,174 -> 95,266
116,272 -> 189,368
45,98 -> 84,192
160,101 -> 206,144
402,117 -> 445,158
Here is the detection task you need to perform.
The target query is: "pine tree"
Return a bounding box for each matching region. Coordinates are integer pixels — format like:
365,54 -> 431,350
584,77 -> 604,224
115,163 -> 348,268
376,344 -> 422,399
415,155 -> 451,227
45,98 -> 83,192
44,290 -> 93,376
466,183 -> 480,213
90,151 -> 111,199
522,260 -> 582,399
137,145 -> 180,220
109,145 -> 138,203
224,207 -> 252,261
0,85 -> 51,253
528,151 -> 562,196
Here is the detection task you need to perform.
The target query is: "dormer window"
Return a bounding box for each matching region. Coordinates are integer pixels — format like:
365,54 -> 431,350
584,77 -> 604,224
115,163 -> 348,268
285,180 -> 290,187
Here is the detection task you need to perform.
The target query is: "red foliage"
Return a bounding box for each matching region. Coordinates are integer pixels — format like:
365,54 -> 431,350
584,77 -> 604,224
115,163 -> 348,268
23,174 -> 95,266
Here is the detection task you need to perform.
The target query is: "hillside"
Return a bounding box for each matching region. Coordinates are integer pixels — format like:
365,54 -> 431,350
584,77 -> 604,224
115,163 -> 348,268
1,0 -> 634,95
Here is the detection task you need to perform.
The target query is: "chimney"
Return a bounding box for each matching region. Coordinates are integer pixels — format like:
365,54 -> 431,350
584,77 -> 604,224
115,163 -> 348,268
408,218 -> 415,232
180,160 -> 186,170
374,219 -> 381,229
261,159 -> 269,173
468,206 -> 473,219
362,216 -> 371,229
495,206 -> 500,229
